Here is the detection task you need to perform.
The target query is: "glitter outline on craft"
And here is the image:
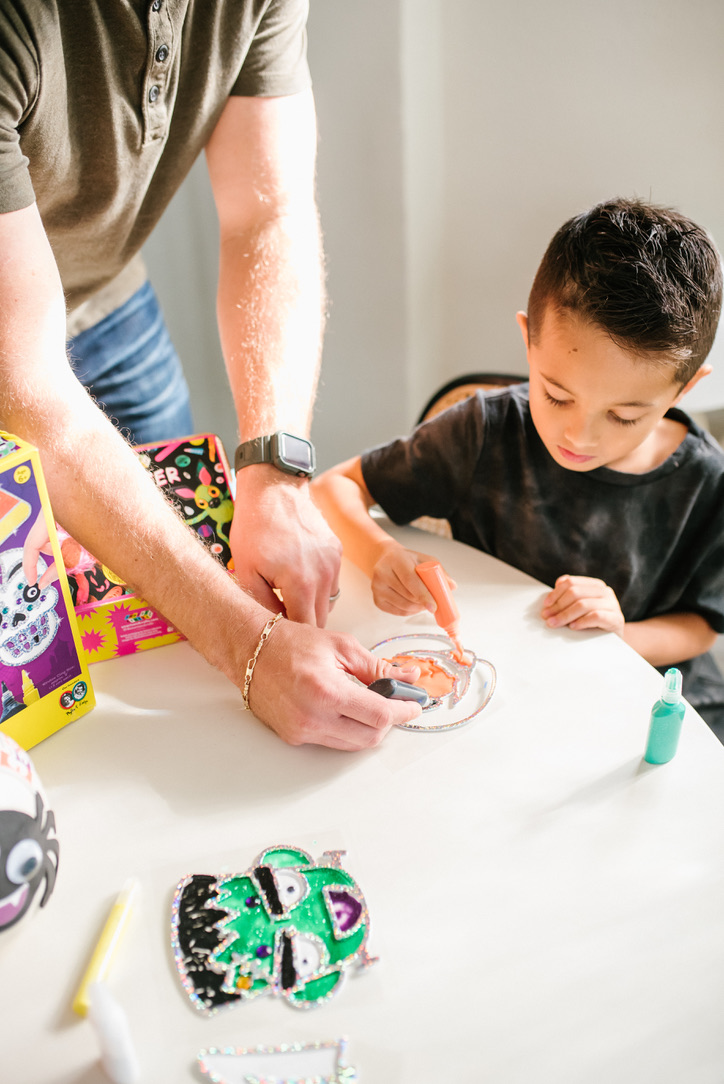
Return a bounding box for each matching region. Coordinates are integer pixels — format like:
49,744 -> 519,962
371,632 -> 496,731
171,846 -> 376,1015
197,1037 -> 357,1083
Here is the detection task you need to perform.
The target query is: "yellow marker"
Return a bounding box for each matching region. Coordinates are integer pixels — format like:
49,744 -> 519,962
21,671 -> 39,706
72,878 -> 139,1017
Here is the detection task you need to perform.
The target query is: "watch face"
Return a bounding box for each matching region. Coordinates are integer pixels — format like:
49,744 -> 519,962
275,432 -> 315,475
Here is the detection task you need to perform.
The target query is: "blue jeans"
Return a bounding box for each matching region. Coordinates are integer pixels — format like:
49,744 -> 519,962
68,280 -> 194,445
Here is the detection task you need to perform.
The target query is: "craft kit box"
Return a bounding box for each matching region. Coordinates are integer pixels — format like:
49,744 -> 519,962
0,432 -> 95,750
64,434 -> 234,665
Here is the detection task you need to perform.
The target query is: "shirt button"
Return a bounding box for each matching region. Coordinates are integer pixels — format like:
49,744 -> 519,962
148,84 -> 160,103
155,44 -> 169,63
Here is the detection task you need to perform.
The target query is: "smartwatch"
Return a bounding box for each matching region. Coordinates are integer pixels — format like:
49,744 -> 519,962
234,431 -> 316,478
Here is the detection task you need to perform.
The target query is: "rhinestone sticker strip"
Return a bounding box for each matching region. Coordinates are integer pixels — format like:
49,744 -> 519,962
197,1038 -> 357,1083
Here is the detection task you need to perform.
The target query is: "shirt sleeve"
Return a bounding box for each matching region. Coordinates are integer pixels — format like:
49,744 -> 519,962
648,434 -> 724,634
0,8 -> 37,213
231,0 -> 312,98
360,393 -> 486,525
669,508 -> 724,634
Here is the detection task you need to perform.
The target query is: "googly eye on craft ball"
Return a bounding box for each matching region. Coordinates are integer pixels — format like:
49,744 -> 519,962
0,732 -> 59,938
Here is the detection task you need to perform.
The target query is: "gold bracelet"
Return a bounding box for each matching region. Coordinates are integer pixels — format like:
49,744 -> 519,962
242,612 -> 283,710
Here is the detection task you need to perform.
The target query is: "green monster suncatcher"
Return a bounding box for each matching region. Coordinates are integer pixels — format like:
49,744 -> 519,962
171,846 -> 375,1014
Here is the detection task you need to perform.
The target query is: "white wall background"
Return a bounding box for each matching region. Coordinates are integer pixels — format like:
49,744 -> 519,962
144,0 -> 724,470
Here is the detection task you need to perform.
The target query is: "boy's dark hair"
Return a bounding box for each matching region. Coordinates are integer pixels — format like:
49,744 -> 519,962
527,197 -> 723,383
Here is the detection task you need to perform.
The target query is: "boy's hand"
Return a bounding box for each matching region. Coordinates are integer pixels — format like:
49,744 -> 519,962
541,574 -> 625,637
371,541 -> 457,616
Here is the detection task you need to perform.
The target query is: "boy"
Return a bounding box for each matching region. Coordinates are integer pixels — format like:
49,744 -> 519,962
313,198 -> 724,739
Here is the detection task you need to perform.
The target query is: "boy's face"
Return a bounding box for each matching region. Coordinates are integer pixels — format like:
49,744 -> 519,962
517,307 -> 708,473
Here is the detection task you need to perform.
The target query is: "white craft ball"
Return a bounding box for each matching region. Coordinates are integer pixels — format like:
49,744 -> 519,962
0,731 -> 59,935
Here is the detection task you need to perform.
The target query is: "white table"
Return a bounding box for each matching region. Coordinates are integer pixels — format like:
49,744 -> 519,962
3,526 -> 724,1084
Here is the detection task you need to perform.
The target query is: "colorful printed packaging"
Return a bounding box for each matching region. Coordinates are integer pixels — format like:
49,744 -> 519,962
65,434 -> 234,665
0,432 -> 95,749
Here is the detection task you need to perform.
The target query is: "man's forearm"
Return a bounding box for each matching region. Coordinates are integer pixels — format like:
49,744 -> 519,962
216,207 -> 325,440
205,91 -> 325,443
0,203 -> 269,678
9,375 -> 269,678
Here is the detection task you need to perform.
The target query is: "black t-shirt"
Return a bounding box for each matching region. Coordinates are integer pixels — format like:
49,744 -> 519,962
361,384 -> 724,723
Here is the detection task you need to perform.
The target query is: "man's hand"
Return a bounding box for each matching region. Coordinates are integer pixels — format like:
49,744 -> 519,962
22,511 -> 59,589
370,540 -> 457,617
231,466 -> 342,627
248,617 -> 422,749
541,574 -> 625,636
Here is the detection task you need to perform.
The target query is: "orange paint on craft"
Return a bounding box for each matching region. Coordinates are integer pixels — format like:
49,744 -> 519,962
388,654 -> 455,699
449,635 -> 468,664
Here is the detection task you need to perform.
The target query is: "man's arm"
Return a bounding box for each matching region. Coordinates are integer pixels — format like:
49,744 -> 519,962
0,202 -> 265,682
205,90 -> 342,628
0,203 -> 421,748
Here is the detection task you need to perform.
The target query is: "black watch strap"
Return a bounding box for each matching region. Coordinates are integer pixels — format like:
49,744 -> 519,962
234,431 -> 315,478
235,435 -> 273,470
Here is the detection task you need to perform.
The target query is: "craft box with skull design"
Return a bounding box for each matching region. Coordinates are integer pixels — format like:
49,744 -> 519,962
0,432 -> 95,750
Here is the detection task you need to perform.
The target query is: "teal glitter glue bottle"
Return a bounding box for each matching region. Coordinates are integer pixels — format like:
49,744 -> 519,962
644,667 -> 686,764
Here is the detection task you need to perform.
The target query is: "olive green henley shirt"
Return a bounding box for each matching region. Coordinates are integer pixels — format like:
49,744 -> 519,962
0,0 -> 311,332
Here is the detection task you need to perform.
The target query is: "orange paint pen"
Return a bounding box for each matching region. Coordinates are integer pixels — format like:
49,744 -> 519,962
415,560 -> 465,661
